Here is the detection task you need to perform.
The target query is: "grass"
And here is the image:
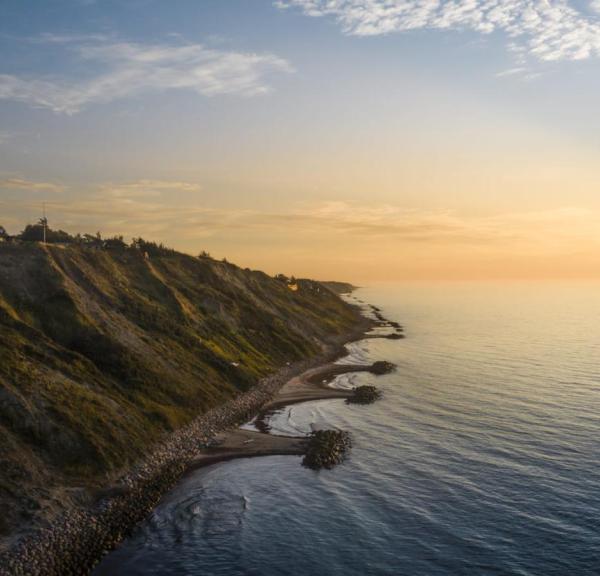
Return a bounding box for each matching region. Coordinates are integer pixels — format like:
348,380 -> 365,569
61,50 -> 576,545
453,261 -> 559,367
0,242 -> 360,535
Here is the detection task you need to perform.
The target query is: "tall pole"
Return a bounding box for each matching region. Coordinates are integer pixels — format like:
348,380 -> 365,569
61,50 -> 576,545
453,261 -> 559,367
43,202 -> 47,244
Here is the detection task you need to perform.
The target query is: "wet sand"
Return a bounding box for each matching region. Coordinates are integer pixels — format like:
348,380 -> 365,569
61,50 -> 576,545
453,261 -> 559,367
262,362 -> 375,411
189,429 -> 308,470
200,360 -> 395,458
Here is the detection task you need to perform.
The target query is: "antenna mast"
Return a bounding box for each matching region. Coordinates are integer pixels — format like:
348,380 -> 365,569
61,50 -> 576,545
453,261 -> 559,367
43,202 -> 47,244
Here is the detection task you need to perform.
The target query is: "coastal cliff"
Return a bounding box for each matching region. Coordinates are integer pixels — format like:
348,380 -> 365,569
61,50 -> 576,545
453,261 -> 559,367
0,242 -> 360,541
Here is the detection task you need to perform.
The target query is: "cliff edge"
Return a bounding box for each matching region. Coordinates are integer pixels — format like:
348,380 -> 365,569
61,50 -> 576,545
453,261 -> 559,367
0,243 -> 359,539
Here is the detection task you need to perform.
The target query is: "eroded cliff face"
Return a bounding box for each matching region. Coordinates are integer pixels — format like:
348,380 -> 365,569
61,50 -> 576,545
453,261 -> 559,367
0,243 -> 358,537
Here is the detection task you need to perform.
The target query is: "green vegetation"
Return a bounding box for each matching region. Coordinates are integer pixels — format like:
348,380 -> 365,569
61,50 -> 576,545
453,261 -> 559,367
0,239 -> 359,535
0,221 -> 198,256
19,223 -> 73,244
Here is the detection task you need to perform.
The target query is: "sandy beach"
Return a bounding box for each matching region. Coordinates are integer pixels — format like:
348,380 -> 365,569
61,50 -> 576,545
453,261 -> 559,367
188,429 -> 308,471
196,359 -> 396,462
257,361 -> 393,412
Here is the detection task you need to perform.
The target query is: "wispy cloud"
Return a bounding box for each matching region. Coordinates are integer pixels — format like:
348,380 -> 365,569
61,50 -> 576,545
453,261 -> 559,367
3,189 -> 598,252
259,202 -> 598,249
0,177 -> 66,193
99,179 -> 202,199
276,0 -> 600,63
0,36 -> 292,114
4,185 -> 600,279
2,193 -> 597,279
0,178 -> 209,236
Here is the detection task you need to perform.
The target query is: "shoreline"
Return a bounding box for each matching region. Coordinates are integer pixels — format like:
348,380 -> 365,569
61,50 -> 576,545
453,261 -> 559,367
0,298 -> 401,576
188,429 -> 309,471
252,361 -> 395,432
186,359 -> 397,469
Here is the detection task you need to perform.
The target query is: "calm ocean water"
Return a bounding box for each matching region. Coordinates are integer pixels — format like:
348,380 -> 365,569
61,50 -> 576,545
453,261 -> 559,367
95,282 -> 600,575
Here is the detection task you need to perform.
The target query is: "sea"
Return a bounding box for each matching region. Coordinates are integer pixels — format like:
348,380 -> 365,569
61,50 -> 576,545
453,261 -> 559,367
94,282 -> 600,575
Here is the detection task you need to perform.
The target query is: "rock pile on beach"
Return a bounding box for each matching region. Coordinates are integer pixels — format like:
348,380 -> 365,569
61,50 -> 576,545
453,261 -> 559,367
367,304 -> 406,338
347,385 -> 382,405
368,361 -> 396,375
302,430 -> 352,470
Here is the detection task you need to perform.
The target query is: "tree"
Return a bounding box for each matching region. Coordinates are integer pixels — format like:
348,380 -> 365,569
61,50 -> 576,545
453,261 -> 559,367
18,222 -> 75,243
82,233 -> 103,247
103,235 -> 127,250
19,224 -> 45,242
131,237 -> 175,256
0,225 -> 7,239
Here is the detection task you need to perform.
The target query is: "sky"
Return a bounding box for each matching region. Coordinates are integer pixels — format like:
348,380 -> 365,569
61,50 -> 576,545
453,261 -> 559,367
1,0 -> 600,281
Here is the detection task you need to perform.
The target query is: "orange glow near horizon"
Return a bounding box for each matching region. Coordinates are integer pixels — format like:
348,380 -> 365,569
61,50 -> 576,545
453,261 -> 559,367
2,2 -> 600,282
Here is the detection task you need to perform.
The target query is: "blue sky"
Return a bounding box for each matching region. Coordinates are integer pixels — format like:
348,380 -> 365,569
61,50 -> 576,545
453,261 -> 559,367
2,1 -> 600,279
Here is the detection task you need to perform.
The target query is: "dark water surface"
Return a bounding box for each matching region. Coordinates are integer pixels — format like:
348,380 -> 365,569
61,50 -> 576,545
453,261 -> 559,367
95,282 -> 600,575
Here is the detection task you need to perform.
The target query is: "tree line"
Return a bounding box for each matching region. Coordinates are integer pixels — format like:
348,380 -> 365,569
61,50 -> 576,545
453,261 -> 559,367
0,221 -> 290,279
0,220 -> 181,256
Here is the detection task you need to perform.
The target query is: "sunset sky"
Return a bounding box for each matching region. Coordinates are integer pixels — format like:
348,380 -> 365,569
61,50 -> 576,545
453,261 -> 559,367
2,0 -> 600,281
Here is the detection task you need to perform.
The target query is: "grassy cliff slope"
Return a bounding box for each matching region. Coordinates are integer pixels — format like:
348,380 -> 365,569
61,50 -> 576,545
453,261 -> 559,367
0,243 -> 359,537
